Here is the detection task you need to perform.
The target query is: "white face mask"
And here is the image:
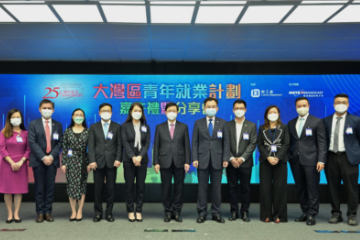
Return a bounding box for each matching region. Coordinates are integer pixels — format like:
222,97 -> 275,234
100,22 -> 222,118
166,112 -> 177,121
132,112 -> 142,120
267,113 -> 279,122
296,107 -> 309,116
334,104 -> 348,114
10,118 -> 22,127
205,108 -> 217,117
41,109 -> 53,119
101,112 -> 111,121
234,110 -> 245,118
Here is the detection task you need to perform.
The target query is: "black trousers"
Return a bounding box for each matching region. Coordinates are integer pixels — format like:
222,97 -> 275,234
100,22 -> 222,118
197,157 -> 222,218
160,162 -> 185,216
124,161 -> 147,213
33,163 -> 57,215
289,156 -> 320,217
226,164 -> 252,214
259,161 -> 288,222
93,166 -> 117,215
325,152 -> 359,217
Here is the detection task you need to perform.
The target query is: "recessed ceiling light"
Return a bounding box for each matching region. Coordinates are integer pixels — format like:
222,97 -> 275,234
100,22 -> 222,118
196,6 -> 244,24
52,5 -> 103,22
201,1 -> 246,4
0,7 -> 15,22
328,5 -> 360,22
151,6 -> 194,23
284,5 -> 343,23
102,5 -> 147,23
240,5 -> 293,24
3,4 -> 59,22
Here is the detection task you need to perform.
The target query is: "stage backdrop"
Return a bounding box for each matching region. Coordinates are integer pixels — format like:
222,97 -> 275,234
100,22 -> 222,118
0,74 -> 359,184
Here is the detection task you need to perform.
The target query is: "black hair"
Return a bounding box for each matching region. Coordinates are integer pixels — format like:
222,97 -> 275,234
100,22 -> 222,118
203,97 -> 218,106
39,99 -> 55,109
334,93 -> 349,99
99,103 -> 112,111
295,97 -> 309,105
68,108 -> 87,129
165,102 -> 179,111
233,99 -> 247,109
125,102 -> 147,125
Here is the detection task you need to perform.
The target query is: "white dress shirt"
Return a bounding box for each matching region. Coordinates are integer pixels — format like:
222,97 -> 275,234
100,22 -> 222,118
101,119 -> 111,131
168,120 -> 176,131
230,118 -> 246,162
133,122 -> 141,151
296,113 -> 309,136
329,113 -> 347,152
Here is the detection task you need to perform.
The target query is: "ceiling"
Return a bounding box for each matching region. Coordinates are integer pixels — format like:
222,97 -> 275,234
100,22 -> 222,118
0,0 -> 359,62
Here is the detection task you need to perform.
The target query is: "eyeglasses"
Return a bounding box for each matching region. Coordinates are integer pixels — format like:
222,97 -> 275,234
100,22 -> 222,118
335,101 -> 348,105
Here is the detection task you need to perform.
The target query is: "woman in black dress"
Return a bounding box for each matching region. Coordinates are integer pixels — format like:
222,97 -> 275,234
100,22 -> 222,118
122,103 -> 150,222
61,108 -> 89,222
257,105 -> 290,223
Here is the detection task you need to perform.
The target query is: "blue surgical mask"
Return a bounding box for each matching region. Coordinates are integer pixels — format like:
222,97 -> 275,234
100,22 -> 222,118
205,108 -> 217,117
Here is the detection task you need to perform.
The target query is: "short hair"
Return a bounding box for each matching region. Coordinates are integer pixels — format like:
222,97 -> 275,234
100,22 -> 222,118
334,93 -> 349,99
295,97 -> 309,105
99,103 -> 112,111
39,99 -> 55,109
203,97 -> 218,106
233,99 -> 247,109
165,102 -> 179,111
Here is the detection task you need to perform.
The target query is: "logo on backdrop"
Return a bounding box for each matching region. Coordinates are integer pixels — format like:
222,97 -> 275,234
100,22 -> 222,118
43,83 -> 84,99
288,90 -> 324,97
251,89 -> 260,98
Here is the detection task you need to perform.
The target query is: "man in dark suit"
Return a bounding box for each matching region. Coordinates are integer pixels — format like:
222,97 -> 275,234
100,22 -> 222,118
153,102 -> 191,223
288,97 -> 327,226
29,99 -> 63,223
88,103 -> 122,222
323,93 -> 360,226
192,97 -> 230,223
226,100 -> 257,222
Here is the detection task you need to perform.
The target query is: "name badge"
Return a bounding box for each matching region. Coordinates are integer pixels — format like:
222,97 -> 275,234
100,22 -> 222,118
107,132 -> 113,140
306,128 -> 313,136
16,136 -> 23,143
243,133 -> 249,140
53,133 -> 59,140
141,126 -> 147,133
217,131 -> 223,138
68,149 -> 73,157
271,145 -> 277,153
346,127 -> 353,135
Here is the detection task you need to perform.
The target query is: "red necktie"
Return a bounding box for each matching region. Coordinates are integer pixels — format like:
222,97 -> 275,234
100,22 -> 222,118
45,120 -> 51,153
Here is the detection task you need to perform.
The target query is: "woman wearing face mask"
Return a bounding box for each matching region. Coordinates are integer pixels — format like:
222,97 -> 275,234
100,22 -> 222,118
122,102 -> 151,222
61,108 -> 89,222
0,109 -> 31,223
257,105 -> 290,223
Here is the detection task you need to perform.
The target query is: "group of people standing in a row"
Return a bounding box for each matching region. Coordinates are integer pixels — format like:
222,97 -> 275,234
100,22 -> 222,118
0,93 -> 358,227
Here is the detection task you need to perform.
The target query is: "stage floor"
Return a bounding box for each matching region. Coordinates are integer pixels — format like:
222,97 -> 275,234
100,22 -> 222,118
0,203 -> 359,240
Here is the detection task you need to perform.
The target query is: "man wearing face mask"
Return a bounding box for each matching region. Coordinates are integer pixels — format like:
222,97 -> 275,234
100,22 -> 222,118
153,102 -> 191,223
322,93 -> 360,226
28,99 -> 63,223
288,97 -> 327,226
226,100 -> 257,222
192,97 -> 230,223
88,103 -> 122,223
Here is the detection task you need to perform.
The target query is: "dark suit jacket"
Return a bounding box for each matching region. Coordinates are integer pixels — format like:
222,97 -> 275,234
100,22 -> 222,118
121,122 -> 151,163
288,114 -> 327,166
227,119 -> 257,168
153,121 -> 191,169
88,121 -> 122,169
323,113 -> 360,165
28,118 -> 63,168
192,117 -> 230,170
257,123 -> 290,163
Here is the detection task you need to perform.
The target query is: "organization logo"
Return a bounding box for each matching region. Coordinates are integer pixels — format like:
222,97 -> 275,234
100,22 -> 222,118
289,90 -> 324,98
43,83 -> 84,99
251,89 -> 260,98
251,89 -> 282,97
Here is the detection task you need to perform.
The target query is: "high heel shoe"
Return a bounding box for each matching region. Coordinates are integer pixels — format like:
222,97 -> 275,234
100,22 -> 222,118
76,218 -> 82,222
14,218 -> 21,223
128,213 -> 135,222
136,213 -> 143,222
6,218 -> 14,224
69,218 -> 76,222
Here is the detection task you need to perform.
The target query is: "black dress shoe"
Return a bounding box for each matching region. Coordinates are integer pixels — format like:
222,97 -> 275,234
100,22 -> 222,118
106,214 -> 115,222
306,216 -> 316,226
14,218 -> 21,223
295,214 -> 307,222
241,212 -> 251,222
164,215 -> 172,222
197,216 -> 206,223
329,214 -> 343,224
174,215 -> 182,222
212,216 -> 225,223
6,219 -> 14,224
69,218 -> 76,222
93,215 -> 102,222
228,212 -> 239,221
76,218 -> 82,222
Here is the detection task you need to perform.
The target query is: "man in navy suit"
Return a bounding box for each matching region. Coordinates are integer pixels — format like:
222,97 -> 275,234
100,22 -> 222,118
29,99 -> 63,223
323,93 -> 360,226
288,97 -> 327,226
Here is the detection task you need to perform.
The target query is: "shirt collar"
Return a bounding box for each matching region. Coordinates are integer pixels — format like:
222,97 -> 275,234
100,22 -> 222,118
234,117 -> 245,125
168,120 -> 176,127
333,112 -> 347,120
101,119 -> 111,126
298,113 -> 309,121
206,116 -> 215,123
42,117 -> 52,123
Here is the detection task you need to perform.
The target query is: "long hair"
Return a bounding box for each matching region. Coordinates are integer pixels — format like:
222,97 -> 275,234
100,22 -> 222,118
68,108 -> 87,129
125,102 -> 147,125
264,105 -> 282,130
1,109 -> 26,138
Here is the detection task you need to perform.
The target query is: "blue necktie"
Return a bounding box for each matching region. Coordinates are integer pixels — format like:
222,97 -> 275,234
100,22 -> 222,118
208,119 -> 213,137
104,122 -> 109,139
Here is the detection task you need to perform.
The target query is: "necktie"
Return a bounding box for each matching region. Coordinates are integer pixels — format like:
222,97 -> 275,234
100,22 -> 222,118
298,117 -> 304,138
104,122 -> 109,139
170,123 -> 174,140
208,119 -> 213,137
333,117 -> 342,153
45,120 -> 51,153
